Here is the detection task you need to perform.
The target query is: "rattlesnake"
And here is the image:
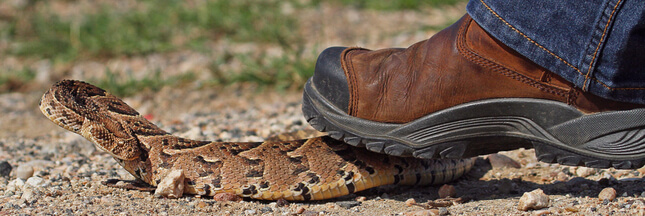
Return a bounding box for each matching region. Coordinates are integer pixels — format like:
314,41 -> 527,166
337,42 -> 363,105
39,80 -> 474,201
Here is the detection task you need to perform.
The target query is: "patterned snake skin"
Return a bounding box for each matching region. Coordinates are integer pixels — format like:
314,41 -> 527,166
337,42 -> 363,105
39,80 -> 474,201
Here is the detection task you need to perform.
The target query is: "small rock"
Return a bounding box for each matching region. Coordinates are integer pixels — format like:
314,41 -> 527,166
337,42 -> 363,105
16,164 -> 34,180
259,207 -> 273,213
517,189 -> 550,211
564,206 -> 579,212
637,165 -> 645,175
575,167 -> 596,177
276,198 -> 289,207
7,178 -> 25,193
196,201 -> 208,209
356,196 -> 366,202
244,209 -> 256,215
603,173 -> 617,182
488,153 -> 521,169
213,192 -> 242,202
336,201 -> 361,209
154,169 -> 185,198
532,209 -> 551,216
296,207 -> 305,214
599,187 -> 617,201
21,188 -> 42,202
0,161 -> 12,178
405,198 -> 416,207
24,177 -> 46,189
437,207 -> 448,215
438,184 -> 456,198
556,172 -> 569,181
404,209 -> 440,216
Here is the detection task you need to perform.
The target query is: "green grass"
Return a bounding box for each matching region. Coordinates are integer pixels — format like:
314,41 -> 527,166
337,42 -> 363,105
315,0 -> 466,10
93,69 -> 196,97
229,52 -> 316,91
8,0 -> 300,61
0,68 -> 36,92
0,0 -> 462,94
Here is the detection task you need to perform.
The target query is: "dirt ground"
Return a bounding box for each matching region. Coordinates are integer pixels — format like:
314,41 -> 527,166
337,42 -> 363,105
3,2 -> 645,216
3,85 -> 645,216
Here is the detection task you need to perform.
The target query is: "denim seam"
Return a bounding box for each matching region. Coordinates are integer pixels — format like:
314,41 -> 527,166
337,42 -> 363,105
582,0 -> 623,91
592,77 -> 645,90
478,0 -> 582,74
479,0 -> 645,92
457,17 -> 572,100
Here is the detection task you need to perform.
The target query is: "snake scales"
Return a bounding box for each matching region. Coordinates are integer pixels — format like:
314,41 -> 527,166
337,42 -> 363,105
39,80 -> 474,201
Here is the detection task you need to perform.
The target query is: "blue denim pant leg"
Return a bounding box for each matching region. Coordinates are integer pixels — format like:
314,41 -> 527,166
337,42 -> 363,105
466,0 -> 645,104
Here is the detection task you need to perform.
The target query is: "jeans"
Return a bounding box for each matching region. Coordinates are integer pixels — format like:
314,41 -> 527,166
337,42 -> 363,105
467,0 -> 645,104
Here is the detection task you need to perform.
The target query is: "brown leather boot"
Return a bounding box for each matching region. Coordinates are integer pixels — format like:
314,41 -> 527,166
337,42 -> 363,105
302,14 -> 645,169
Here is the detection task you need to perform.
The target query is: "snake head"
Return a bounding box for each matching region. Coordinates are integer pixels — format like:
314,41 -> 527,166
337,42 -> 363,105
40,80 -> 145,161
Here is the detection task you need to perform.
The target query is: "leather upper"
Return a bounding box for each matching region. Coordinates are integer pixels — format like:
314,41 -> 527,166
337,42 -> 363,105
334,15 -> 644,123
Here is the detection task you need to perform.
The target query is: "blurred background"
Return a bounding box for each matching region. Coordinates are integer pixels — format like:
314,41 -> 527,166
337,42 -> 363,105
0,0 -> 466,94
0,0 -> 466,138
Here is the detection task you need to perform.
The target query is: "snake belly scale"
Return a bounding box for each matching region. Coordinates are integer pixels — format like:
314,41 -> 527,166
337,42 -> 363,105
39,80 -> 474,201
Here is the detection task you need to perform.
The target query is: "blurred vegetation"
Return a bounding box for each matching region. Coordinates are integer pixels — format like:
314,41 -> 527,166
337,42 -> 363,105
5,0 -> 302,60
0,0 -> 464,96
321,0 -> 464,10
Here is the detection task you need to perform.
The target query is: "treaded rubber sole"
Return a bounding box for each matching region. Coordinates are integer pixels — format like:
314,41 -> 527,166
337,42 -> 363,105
302,79 -> 645,169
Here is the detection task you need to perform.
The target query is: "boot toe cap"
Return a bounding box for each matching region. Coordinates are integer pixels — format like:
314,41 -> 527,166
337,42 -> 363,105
312,46 -> 350,112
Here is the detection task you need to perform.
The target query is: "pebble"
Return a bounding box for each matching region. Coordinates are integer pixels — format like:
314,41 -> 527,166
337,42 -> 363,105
336,201 -> 361,209
405,198 -> 416,207
517,189 -> 550,211
404,209 -> 440,216
213,192 -> 242,202
575,167 -> 596,177
488,154 -> 521,169
356,196 -> 367,202
21,187 -> 42,202
24,176 -> 46,188
603,173 -> 617,182
0,161 -> 11,178
6,178 -> 25,193
637,166 -> 645,175
556,172 -> 569,181
196,201 -> 207,209
598,187 -> 617,201
259,207 -> 273,213
296,207 -> 305,214
154,169 -> 185,198
437,207 -> 448,215
276,198 -> 289,207
532,209 -> 551,216
16,164 -> 34,180
438,184 -> 456,198
244,209 -> 256,215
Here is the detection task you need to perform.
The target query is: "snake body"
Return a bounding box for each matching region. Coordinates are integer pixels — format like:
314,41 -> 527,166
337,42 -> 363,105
40,80 -> 474,201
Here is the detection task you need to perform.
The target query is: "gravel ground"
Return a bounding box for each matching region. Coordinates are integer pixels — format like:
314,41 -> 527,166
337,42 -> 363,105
3,86 -> 645,216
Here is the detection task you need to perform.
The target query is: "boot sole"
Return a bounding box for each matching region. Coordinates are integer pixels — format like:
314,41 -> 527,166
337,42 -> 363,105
303,79 -> 645,169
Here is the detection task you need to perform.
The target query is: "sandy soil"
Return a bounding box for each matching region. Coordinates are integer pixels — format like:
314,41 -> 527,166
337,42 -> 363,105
2,85 -> 645,216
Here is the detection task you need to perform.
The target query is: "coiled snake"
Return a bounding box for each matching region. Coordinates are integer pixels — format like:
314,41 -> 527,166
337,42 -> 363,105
39,80 -> 474,201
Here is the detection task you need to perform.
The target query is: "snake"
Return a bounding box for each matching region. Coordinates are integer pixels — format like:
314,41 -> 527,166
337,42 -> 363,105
39,80 -> 475,201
